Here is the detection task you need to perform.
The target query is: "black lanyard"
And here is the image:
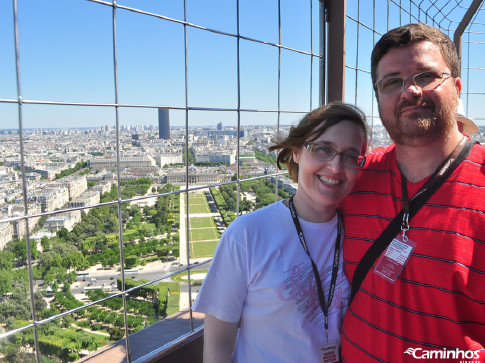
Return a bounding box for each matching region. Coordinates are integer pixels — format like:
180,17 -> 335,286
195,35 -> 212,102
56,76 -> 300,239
288,196 -> 342,342
400,136 -> 468,239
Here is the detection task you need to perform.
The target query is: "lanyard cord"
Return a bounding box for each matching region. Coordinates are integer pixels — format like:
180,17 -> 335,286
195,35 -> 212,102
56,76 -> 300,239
350,137 -> 475,305
288,196 -> 342,342
400,136 -> 467,241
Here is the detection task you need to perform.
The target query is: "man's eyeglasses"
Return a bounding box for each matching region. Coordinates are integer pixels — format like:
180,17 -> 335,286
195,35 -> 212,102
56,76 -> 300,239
374,70 -> 452,95
304,142 -> 366,169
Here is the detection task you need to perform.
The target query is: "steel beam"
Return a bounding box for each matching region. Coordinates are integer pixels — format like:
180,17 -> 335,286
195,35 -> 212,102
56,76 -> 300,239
326,0 -> 346,103
453,0 -> 483,77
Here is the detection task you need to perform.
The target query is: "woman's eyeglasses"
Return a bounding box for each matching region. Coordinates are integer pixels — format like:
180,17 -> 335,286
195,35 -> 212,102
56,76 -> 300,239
304,142 -> 366,168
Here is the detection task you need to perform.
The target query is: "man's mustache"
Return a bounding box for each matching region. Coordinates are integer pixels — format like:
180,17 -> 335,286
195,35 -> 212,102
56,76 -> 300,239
396,99 -> 434,115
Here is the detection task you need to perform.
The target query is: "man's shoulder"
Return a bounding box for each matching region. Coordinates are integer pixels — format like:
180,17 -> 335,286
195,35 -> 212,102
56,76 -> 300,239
459,142 -> 485,181
362,144 -> 396,169
470,142 -> 485,159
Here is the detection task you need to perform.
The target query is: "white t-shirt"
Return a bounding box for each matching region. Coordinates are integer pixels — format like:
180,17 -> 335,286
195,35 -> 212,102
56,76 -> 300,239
192,200 -> 351,363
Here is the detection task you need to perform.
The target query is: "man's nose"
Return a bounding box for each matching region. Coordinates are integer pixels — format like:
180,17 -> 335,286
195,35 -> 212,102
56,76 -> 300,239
401,78 -> 422,95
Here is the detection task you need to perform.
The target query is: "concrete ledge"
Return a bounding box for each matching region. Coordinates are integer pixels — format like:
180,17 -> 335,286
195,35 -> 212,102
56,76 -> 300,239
76,310 -> 204,363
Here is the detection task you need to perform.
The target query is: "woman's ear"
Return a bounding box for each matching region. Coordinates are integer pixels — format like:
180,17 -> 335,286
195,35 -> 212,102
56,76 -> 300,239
293,148 -> 300,164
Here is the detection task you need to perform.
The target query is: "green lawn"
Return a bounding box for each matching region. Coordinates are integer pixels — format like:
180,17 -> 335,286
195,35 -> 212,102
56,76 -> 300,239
187,192 -> 211,213
192,240 -> 219,257
189,217 -> 215,229
188,203 -> 210,214
185,192 -> 220,257
190,228 -> 219,241
188,193 -> 207,203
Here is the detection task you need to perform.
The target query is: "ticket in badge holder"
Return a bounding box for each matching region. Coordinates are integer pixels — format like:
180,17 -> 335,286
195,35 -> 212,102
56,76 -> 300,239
320,343 -> 339,363
374,235 -> 416,283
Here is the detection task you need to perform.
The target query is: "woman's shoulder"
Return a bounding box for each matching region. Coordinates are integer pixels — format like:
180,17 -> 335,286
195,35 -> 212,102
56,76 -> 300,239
232,200 -> 287,224
224,200 -> 289,234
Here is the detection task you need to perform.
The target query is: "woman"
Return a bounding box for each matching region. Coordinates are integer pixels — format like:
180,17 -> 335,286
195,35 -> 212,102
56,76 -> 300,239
192,102 -> 369,362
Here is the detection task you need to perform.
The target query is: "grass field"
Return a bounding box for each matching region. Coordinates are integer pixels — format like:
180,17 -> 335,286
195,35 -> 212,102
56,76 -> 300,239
190,227 -> 219,241
185,192 -> 220,258
189,217 -> 215,229
188,193 -> 207,203
192,241 -> 219,257
188,193 -> 210,214
188,203 -> 210,214
172,270 -> 209,282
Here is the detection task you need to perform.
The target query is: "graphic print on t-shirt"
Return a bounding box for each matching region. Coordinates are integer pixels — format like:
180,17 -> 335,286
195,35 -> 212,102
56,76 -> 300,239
275,262 -> 346,327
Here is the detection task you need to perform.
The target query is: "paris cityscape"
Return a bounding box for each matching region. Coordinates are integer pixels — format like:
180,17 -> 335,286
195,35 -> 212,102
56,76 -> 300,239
0,120 -> 484,362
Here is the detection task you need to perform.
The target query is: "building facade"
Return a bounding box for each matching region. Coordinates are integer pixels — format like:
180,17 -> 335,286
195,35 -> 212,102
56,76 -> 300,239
158,108 -> 170,140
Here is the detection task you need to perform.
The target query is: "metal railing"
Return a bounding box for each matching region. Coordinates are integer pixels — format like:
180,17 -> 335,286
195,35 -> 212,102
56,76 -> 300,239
0,1 -> 321,362
0,1 -> 483,362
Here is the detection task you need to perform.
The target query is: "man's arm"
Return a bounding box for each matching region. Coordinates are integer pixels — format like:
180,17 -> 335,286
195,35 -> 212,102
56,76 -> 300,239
203,314 -> 239,363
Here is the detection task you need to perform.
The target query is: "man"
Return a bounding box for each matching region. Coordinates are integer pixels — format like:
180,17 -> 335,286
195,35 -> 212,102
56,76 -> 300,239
340,23 -> 485,362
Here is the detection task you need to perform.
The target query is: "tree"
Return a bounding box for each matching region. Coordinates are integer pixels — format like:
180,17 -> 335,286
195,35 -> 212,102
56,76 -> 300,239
43,267 -> 66,285
104,214 -> 119,234
52,242 -> 78,258
52,280 -> 59,292
225,197 -> 236,211
62,251 -> 86,272
9,238 -> 39,264
0,286 -> 31,323
256,192 -> 276,208
67,271 -> 77,284
125,255 -> 138,268
115,314 -> 125,327
56,227 -> 69,241
109,327 -> 124,341
0,251 -> 15,270
79,335 -> 99,351
40,236 -> 51,251
39,251 -> 63,277
4,346 -> 37,363
239,198 -> 253,212
0,272 -> 13,294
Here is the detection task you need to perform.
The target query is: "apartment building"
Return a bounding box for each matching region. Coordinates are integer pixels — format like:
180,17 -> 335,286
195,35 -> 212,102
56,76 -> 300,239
44,210 -> 82,233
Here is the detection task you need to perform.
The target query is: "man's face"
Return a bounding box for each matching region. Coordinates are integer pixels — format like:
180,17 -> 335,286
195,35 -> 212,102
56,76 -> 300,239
375,41 -> 461,146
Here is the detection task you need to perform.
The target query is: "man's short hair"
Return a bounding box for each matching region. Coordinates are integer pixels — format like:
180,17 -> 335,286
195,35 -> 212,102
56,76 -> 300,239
371,23 -> 459,89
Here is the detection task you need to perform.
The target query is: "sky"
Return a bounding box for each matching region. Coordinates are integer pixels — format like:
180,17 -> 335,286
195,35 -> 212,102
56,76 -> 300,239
0,0 -> 484,130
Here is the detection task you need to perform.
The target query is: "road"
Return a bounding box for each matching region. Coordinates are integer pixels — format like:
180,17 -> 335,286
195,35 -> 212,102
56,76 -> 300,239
71,258 -> 210,301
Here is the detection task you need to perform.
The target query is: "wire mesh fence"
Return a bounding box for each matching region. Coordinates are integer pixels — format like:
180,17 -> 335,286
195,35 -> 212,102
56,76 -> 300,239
0,0 -> 483,362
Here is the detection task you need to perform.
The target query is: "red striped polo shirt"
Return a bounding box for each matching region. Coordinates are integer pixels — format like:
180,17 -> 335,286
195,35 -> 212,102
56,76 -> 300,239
340,142 -> 485,362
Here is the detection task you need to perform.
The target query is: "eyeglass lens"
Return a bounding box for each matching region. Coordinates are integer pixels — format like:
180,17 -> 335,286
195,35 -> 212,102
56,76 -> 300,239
307,143 -> 364,168
376,71 -> 449,94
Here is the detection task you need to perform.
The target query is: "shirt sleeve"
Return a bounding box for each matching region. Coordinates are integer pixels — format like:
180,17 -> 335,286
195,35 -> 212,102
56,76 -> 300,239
192,227 -> 249,323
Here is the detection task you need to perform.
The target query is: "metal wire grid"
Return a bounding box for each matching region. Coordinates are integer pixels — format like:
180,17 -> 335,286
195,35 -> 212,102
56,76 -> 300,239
461,4 -> 485,123
0,0 -> 321,362
345,0 -> 485,139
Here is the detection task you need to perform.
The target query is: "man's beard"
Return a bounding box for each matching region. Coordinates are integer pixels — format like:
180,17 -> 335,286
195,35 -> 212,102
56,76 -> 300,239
380,97 -> 457,146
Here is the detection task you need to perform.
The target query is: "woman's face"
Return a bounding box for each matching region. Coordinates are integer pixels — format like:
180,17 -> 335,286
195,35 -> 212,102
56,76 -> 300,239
293,120 -> 365,213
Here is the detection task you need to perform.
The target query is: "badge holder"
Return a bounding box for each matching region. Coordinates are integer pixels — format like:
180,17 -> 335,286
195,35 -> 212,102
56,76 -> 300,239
320,343 -> 339,363
374,212 -> 416,283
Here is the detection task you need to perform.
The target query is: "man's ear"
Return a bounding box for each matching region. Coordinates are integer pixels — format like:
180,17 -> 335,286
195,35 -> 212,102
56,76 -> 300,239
455,76 -> 462,95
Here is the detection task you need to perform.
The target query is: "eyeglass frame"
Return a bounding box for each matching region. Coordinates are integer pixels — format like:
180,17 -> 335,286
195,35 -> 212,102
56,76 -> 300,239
303,141 -> 366,169
374,70 -> 452,95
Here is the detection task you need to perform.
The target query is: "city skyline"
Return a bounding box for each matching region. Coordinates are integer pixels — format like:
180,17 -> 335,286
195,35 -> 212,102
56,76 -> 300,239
0,0 -> 321,129
2,1 -> 483,130
1,2 -> 484,361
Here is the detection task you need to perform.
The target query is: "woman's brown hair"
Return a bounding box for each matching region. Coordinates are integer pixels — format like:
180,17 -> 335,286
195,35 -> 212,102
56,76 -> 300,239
268,102 -> 369,182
